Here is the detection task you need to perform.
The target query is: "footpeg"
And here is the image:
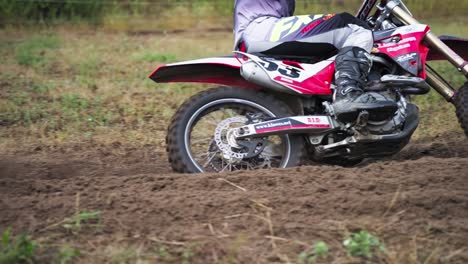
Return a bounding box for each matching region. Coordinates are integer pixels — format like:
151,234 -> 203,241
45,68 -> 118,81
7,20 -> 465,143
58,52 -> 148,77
366,75 -> 430,94
380,75 -> 430,94
381,75 -> 426,86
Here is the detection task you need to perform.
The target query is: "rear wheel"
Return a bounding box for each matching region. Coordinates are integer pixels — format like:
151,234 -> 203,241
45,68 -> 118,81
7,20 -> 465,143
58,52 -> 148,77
166,86 -> 305,173
454,82 -> 468,136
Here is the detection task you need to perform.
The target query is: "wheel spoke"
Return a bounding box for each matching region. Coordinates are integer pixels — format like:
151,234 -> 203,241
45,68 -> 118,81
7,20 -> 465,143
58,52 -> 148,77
191,137 -> 213,145
202,151 -> 219,168
201,117 -> 220,127
185,100 -> 292,173
220,162 -> 230,173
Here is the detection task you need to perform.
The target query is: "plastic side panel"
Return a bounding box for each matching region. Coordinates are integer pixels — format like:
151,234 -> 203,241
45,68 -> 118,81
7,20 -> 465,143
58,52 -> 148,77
427,36 -> 468,61
149,63 -> 259,89
272,62 -> 334,95
375,27 -> 428,76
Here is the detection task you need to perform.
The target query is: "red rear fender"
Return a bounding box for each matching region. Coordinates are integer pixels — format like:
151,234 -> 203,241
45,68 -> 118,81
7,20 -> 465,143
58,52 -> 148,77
149,56 -> 260,89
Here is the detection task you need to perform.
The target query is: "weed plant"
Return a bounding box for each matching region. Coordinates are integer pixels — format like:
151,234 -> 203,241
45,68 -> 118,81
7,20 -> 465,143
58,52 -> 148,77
343,231 -> 386,258
0,230 -> 37,264
298,241 -> 329,264
58,246 -> 80,264
62,211 -> 101,233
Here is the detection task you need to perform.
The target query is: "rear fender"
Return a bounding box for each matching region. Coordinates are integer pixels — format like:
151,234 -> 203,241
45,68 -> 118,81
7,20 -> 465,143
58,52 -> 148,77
148,56 -> 260,89
427,35 -> 468,61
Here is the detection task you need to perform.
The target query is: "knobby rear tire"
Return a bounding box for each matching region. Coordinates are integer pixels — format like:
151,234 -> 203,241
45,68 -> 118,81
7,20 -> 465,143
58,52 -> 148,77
166,86 -> 305,173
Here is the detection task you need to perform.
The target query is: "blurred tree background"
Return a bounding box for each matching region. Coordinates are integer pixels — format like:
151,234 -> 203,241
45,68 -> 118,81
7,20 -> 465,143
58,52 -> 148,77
1,0 -> 466,30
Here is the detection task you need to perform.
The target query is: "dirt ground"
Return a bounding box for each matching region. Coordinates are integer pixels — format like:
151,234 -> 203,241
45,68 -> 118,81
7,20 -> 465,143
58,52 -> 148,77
1,132 -> 467,263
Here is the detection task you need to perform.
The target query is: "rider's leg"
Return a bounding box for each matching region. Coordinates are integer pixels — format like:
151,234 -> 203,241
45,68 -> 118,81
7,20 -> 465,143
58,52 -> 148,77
330,14 -> 397,122
333,46 -> 397,122
240,13 -> 397,121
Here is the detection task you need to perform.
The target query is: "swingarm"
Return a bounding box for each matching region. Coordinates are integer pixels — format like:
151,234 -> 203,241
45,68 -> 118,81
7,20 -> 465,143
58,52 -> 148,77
232,116 -> 338,139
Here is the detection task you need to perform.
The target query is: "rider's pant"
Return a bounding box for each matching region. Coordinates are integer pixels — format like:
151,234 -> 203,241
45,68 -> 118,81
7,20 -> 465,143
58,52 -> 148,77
240,12 -> 373,56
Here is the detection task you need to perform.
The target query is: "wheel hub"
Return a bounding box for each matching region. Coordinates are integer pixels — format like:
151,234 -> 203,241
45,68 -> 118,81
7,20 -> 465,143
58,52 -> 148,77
213,116 -> 267,163
214,117 -> 249,162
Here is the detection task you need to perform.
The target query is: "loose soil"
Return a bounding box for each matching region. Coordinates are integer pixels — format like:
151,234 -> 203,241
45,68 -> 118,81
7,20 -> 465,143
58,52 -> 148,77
1,133 -> 467,263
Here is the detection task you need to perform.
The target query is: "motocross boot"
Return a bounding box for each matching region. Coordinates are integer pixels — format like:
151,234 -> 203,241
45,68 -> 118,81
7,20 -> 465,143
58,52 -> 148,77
332,47 -> 398,123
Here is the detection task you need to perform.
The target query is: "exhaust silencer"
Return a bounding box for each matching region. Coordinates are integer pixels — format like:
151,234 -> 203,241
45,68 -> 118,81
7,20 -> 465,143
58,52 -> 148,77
240,61 -> 298,94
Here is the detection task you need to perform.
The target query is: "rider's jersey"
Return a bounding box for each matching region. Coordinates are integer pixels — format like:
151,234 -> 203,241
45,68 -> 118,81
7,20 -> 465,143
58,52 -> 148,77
234,0 -> 295,47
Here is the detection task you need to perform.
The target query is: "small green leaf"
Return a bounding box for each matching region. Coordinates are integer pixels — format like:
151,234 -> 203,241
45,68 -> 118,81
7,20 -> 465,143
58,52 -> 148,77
314,241 -> 329,258
298,251 -> 308,264
2,229 -> 12,247
343,231 -> 385,258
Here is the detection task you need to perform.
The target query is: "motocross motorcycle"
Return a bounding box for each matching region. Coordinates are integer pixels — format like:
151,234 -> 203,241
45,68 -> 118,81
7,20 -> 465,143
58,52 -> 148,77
149,0 -> 468,173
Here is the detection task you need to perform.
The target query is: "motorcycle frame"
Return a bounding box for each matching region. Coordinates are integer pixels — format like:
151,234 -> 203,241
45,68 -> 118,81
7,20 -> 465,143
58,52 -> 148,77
356,0 -> 379,21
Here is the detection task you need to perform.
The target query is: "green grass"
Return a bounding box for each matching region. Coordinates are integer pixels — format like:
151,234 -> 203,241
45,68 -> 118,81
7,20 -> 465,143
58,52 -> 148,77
135,52 -> 177,63
76,53 -> 102,78
1,90 -> 121,132
0,28 -> 217,147
15,35 -> 60,67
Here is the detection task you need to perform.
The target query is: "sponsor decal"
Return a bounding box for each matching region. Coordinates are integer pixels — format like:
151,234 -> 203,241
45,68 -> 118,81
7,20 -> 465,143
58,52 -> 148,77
396,53 -> 417,62
387,43 -> 411,52
279,77 -> 294,83
306,117 -> 322,123
253,117 -> 332,133
300,19 -> 323,34
378,37 -> 416,48
271,15 -> 313,42
394,24 -> 427,35
301,14 -> 335,34
255,120 -> 292,130
270,14 -> 336,41
258,58 -> 302,79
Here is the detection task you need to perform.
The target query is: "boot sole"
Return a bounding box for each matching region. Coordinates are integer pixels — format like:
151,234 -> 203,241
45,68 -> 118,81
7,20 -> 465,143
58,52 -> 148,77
335,102 -> 398,123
